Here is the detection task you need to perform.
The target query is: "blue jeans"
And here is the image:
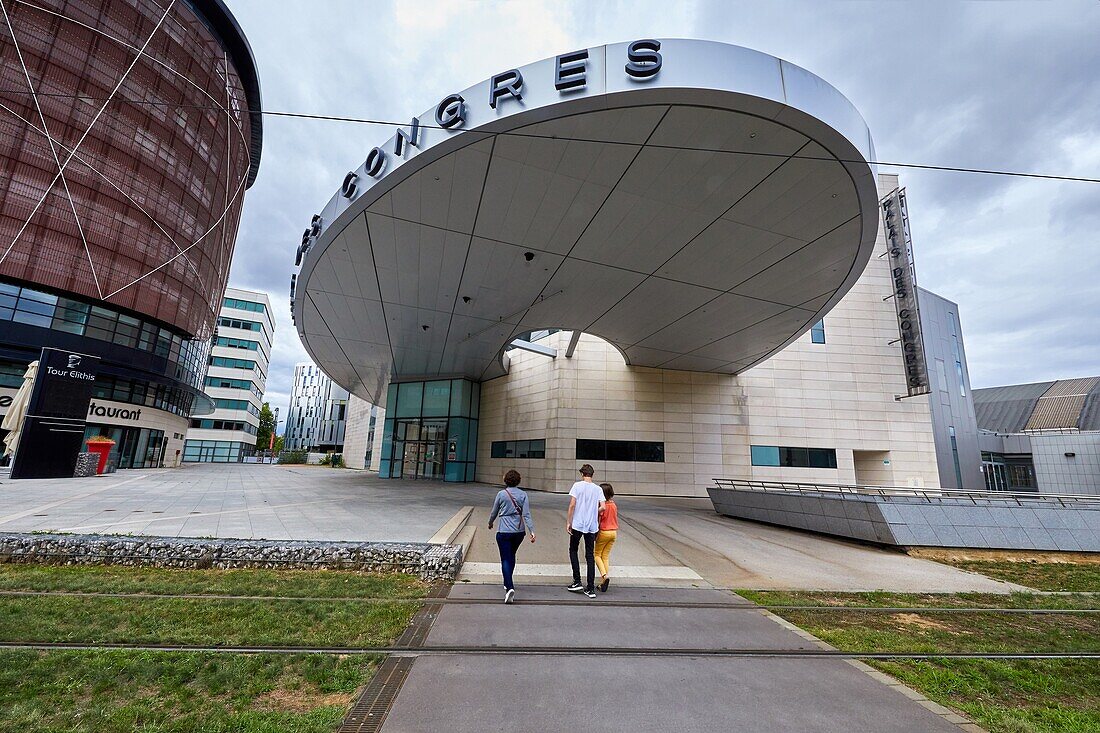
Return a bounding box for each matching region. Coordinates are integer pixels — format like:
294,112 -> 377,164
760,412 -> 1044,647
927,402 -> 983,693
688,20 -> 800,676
496,531 -> 526,590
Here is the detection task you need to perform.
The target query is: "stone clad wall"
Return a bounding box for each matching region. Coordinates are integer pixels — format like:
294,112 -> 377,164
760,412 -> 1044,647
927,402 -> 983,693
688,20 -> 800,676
0,533 -> 463,582
343,395 -> 374,470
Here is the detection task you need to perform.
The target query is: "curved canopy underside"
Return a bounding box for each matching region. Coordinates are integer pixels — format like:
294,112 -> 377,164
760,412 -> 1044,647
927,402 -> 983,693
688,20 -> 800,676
295,41 -> 878,405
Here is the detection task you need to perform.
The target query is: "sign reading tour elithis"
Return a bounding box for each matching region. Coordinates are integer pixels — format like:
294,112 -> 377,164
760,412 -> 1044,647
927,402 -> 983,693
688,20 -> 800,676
293,39 -> 880,402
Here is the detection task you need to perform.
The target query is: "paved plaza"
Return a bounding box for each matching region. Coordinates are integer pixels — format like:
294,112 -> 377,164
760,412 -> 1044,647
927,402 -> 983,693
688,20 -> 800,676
0,463 -> 1022,593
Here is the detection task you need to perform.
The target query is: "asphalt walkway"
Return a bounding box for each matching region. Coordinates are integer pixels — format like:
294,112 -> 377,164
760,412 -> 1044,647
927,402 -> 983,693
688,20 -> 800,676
379,585 -> 970,733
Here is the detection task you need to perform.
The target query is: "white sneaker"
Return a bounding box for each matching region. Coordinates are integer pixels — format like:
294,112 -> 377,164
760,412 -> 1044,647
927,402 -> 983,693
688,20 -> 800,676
505,588 -> 515,604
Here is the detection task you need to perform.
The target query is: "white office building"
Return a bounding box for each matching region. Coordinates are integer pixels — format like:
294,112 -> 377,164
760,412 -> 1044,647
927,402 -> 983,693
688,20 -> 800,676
184,287 -> 274,462
284,362 -> 350,452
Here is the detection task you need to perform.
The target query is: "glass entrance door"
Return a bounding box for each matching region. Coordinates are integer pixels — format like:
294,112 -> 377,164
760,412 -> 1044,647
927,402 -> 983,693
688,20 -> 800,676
395,418 -> 448,479
401,440 -> 445,479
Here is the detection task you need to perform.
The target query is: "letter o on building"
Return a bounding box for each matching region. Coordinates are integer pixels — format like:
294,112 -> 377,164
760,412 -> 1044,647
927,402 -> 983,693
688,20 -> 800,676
365,147 -> 387,178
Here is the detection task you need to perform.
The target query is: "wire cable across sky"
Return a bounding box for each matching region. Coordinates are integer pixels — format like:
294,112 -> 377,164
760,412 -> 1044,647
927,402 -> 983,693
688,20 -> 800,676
2,89 -> 1098,184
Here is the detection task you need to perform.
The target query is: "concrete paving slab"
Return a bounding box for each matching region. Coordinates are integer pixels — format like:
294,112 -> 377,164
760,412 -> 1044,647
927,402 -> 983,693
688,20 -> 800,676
623,496 -> 1027,593
0,464 -> 480,543
458,561 -> 703,584
446,584 -> 750,605
380,654 -> 963,733
426,604 -> 810,650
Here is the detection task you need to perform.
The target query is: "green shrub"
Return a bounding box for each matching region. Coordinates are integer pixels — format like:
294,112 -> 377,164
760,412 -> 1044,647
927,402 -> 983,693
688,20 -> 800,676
319,453 -> 344,467
277,450 -> 307,464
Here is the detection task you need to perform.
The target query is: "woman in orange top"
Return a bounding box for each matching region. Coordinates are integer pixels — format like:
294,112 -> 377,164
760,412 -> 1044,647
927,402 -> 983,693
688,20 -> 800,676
595,483 -> 618,592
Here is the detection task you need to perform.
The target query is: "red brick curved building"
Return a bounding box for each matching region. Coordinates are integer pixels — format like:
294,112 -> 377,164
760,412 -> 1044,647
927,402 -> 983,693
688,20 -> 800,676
0,0 -> 262,468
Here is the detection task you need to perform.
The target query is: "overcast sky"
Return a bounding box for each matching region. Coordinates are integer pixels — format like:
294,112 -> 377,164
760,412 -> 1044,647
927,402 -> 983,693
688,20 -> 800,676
223,0 -> 1100,429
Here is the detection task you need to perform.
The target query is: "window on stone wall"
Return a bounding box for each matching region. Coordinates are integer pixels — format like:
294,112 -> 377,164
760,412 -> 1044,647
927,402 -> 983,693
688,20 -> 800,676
491,439 -> 546,459
810,319 -> 826,344
575,440 -> 664,463
751,445 -> 837,468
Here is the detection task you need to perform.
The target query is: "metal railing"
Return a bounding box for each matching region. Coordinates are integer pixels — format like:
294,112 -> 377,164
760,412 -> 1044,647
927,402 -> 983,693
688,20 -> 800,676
711,478 -> 1100,507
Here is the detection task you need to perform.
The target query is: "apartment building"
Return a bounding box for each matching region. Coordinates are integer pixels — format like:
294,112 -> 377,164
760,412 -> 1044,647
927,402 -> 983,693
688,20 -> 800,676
183,287 -> 274,462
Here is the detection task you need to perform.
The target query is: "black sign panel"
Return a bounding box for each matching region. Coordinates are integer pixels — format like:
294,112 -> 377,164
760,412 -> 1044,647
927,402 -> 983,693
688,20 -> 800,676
10,348 -> 99,479
28,348 -> 100,419
10,417 -> 88,479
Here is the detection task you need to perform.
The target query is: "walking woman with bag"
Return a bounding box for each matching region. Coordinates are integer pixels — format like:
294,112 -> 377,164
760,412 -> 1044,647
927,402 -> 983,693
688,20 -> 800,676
594,482 -> 618,592
488,469 -> 536,604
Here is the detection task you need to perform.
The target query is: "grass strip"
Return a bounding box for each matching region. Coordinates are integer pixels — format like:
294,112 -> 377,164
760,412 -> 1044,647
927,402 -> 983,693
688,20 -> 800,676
738,590 -> 1098,610
0,595 -> 418,647
0,564 -> 431,598
932,561 -> 1100,593
740,589 -> 1100,733
0,648 -> 379,733
870,658 -> 1100,733
771,609 -> 1099,654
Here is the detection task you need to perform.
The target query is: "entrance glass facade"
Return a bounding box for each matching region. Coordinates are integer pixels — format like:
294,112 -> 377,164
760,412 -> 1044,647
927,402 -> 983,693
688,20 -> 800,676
83,425 -> 167,469
378,379 -> 480,481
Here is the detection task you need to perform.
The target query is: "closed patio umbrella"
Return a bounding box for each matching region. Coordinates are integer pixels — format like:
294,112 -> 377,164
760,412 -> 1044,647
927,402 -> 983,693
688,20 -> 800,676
2,360 -> 37,457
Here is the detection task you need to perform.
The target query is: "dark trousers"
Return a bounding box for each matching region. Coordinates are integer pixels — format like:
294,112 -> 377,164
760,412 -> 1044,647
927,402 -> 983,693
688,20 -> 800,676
496,531 -> 526,591
569,530 -> 597,590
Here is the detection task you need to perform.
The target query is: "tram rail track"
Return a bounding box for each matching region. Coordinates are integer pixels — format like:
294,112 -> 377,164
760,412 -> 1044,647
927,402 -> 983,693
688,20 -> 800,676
1,640 -> 1097,659
0,588 -> 1096,614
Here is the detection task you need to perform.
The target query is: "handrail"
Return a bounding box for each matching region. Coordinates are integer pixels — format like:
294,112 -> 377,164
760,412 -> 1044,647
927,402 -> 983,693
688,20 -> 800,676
710,478 -> 1100,507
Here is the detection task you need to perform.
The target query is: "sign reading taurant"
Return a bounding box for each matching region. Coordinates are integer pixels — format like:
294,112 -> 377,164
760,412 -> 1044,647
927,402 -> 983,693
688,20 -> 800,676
882,189 -> 931,398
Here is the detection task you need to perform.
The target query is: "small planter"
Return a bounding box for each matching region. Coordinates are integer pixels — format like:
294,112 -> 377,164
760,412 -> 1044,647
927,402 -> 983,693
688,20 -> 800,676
85,438 -> 116,475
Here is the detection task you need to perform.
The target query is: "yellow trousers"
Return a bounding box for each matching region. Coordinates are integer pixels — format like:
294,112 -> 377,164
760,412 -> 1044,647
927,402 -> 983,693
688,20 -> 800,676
594,529 -> 617,578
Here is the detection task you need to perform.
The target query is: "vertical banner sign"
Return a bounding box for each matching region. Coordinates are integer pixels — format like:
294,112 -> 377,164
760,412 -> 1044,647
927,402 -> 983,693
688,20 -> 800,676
882,189 -> 931,398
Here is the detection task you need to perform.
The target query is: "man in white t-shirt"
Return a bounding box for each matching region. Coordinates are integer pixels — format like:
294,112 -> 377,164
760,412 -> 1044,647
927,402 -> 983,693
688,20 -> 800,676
565,463 -> 605,598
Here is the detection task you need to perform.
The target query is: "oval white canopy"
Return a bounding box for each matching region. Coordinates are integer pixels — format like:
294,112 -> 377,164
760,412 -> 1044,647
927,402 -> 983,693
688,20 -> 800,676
293,39 -> 878,405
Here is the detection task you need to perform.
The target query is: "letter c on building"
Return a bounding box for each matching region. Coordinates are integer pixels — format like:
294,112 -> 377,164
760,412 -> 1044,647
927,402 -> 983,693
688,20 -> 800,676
341,171 -> 359,199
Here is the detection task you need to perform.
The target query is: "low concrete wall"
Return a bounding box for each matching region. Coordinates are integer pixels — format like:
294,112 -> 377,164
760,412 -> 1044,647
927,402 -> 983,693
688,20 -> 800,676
0,533 -> 463,582
708,486 -> 1100,552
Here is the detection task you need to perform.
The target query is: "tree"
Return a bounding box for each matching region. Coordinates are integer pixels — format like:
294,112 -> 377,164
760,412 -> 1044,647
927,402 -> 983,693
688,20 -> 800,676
256,402 -> 276,451
273,435 -> 284,453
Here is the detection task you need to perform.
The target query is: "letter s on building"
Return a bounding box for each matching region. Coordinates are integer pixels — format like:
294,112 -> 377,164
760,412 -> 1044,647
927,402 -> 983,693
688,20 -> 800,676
626,39 -> 662,79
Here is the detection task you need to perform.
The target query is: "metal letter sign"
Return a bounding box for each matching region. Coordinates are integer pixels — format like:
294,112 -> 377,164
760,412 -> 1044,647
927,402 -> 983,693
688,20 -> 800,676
882,189 -> 931,398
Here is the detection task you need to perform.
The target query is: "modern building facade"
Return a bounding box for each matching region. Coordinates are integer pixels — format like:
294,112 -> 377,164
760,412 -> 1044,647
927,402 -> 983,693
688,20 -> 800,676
183,287 -> 273,462
0,0 -> 262,469
288,39 -> 1021,496
473,173 -> 943,495
918,288 -> 982,489
284,362 -> 349,452
974,377 -> 1100,495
